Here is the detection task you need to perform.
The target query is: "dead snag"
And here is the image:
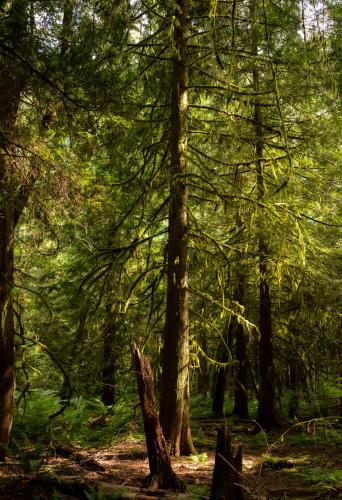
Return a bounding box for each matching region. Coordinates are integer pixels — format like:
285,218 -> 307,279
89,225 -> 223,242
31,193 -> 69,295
210,420 -> 243,500
132,344 -> 185,492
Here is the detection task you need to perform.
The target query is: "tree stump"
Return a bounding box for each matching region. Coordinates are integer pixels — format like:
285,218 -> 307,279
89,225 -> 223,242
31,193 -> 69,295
210,419 -> 243,500
132,344 -> 185,492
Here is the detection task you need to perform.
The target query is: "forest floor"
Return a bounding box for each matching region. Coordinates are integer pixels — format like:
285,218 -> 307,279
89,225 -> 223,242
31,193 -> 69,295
0,418 -> 341,499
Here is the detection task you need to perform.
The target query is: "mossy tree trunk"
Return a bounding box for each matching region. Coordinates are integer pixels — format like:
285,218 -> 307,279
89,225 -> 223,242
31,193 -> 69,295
232,270 -> 249,419
233,323 -> 249,419
250,0 -> 278,430
102,306 -> 117,406
197,331 -> 211,396
0,0 -> 31,461
212,320 -> 232,417
159,0 -> 195,457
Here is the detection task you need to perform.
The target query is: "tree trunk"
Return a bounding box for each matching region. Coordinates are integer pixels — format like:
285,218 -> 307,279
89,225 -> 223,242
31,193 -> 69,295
212,321 -> 232,417
250,0 -> 278,430
257,263 -> 277,429
132,345 -> 184,492
212,366 -> 227,418
288,358 -> 299,419
0,210 -> 15,462
180,378 -> 196,455
61,0 -> 75,58
0,0 -> 30,461
210,420 -> 243,500
233,322 -> 249,419
159,0 -> 194,456
339,368 -> 342,418
101,307 -> 117,406
197,330 -> 211,396
232,271 -> 249,419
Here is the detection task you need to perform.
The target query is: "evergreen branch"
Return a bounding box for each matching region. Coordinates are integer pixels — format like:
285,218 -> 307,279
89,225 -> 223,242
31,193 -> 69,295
261,0 -> 293,179
14,322 -> 72,420
189,228 -> 241,261
109,164 -> 160,233
13,283 -> 53,319
187,84 -> 273,96
0,42 -> 86,110
190,104 -> 285,135
128,49 -> 172,61
124,264 -> 164,308
141,1 -> 168,21
188,286 -> 257,333
191,338 -> 233,369
127,23 -> 169,49
79,265 -> 113,294
190,307 -> 230,346
189,142 -> 236,167
299,212 -> 342,228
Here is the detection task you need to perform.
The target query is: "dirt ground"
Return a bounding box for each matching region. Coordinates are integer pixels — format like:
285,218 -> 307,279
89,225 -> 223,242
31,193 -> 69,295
0,423 -> 341,499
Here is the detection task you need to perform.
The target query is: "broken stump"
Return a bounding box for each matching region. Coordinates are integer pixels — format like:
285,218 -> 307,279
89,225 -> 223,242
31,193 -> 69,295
210,419 -> 243,500
132,344 -> 185,492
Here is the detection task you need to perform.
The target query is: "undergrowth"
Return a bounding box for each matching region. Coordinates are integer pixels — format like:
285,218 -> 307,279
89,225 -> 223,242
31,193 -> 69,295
12,389 -> 139,450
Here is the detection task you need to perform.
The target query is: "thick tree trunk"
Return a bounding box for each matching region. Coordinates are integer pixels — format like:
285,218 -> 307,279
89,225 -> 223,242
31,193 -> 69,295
0,208 -> 15,462
159,0 -> 194,456
0,0 -> 30,460
0,166 -> 32,459
210,420 -> 243,500
133,346 -> 184,492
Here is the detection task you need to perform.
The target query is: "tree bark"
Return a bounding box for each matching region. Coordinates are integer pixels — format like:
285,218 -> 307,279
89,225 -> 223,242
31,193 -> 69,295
233,322 -> 249,419
257,260 -> 277,429
0,215 -> 15,461
250,0 -> 278,430
212,321 -> 232,417
210,420 -> 243,500
102,306 -> 117,406
339,368 -> 342,418
232,271 -> 249,419
197,331 -> 211,396
159,0 -> 194,456
288,357 -> 299,419
212,365 -> 227,418
61,0 -> 75,58
133,345 -> 185,492
0,0 -> 30,461
180,378 -> 196,455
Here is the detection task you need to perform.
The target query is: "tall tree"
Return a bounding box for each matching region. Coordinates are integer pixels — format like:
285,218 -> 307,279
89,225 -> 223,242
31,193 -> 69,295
250,0 -> 278,429
159,0 -> 195,456
0,0 -> 33,460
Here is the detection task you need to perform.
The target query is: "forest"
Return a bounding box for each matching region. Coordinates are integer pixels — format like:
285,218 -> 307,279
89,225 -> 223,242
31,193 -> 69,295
0,0 -> 341,498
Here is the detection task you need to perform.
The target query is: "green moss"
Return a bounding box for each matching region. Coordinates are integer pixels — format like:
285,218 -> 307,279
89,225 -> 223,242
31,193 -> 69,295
298,466 -> 342,491
187,484 -> 210,499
